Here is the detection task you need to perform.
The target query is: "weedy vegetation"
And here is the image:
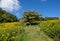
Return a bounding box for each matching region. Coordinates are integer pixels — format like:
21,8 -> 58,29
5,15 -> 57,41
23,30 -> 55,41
0,20 -> 60,41
0,8 -> 60,41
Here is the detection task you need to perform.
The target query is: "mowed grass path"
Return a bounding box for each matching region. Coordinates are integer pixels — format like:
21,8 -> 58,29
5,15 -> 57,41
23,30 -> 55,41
22,26 -> 53,41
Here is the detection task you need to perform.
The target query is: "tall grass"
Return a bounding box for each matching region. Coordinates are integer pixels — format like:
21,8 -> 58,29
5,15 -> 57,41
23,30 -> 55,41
0,20 -> 60,41
40,20 -> 60,41
0,22 -> 25,41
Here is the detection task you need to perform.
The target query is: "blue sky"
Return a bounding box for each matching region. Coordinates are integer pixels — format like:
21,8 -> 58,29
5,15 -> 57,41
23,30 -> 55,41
0,0 -> 60,18
17,0 -> 60,18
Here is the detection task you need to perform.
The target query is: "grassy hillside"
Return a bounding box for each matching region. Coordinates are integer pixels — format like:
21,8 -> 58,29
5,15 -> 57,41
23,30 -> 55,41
0,20 -> 60,41
40,20 -> 60,41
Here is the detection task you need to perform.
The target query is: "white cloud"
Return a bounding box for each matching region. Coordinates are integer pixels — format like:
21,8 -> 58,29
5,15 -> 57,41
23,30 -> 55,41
0,0 -> 21,12
41,0 -> 47,2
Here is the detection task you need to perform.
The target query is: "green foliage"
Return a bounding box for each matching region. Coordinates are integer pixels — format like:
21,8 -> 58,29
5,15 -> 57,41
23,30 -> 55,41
0,23 -> 53,41
0,25 -> 25,41
6,14 -> 18,22
23,10 -> 41,25
0,20 -> 60,41
44,17 -> 59,21
0,8 -> 18,22
40,20 -> 60,41
0,15 -> 3,22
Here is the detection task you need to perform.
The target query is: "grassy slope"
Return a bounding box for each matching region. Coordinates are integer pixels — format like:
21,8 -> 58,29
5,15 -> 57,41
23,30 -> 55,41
0,20 -> 60,41
40,20 -> 60,41
0,23 -> 53,41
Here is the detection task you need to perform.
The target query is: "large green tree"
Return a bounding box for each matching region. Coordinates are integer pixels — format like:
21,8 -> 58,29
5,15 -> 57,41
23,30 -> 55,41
0,8 -> 18,22
23,10 -> 42,25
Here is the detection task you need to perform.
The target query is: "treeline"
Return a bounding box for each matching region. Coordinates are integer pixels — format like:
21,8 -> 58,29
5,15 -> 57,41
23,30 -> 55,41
0,8 -> 18,23
21,10 -> 59,25
40,17 -> 59,21
0,8 -> 59,23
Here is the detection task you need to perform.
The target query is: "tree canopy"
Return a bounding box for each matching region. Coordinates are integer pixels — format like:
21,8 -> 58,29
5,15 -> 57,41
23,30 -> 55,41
0,8 -> 18,23
22,10 -> 42,25
0,8 -> 59,23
